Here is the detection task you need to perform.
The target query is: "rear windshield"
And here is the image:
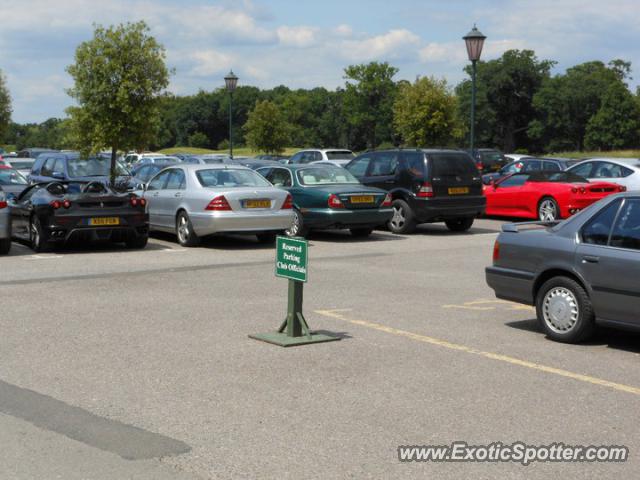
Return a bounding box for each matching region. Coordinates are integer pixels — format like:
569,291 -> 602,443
68,158 -> 129,178
297,167 -> 360,185
479,151 -> 504,163
429,154 -> 478,177
325,151 -> 355,160
9,161 -> 33,169
196,169 -> 271,188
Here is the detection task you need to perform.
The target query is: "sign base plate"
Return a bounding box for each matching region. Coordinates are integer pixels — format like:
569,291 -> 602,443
249,332 -> 340,347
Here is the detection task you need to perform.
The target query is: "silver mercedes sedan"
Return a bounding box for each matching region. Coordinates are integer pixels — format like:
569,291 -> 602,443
142,164 -> 294,246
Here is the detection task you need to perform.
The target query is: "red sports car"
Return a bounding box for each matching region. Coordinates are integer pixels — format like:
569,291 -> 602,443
484,172 -> 625,221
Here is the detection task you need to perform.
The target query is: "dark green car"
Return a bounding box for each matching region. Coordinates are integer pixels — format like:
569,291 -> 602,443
256,164 -> 393,237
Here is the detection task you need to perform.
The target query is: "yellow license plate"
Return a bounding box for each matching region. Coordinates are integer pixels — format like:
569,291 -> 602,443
448,187 -> 469,195
89,217 -> 120,226
351,195 -> 375,204
245,199 -> 271,209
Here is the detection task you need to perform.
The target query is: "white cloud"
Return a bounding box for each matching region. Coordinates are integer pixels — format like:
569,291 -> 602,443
276,26 -> 318,48
187,50 -> 234,77
341,29 -> 420,61
334,24 -> 353,37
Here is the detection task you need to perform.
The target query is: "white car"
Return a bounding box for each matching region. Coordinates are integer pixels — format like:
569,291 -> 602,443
287,149 -> 355,167
504,154 -> 534,162
123,152 -> 165,167
567,158 -> 640,191
1,158 -> 35,175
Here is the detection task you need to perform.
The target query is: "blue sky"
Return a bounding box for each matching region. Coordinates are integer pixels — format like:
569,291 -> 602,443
1,0 -> 638,123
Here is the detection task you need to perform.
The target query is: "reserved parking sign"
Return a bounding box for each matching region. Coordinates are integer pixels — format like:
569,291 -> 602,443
275,236 -> 308,282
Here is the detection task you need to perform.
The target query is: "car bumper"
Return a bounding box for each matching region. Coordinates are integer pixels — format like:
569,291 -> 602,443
0,211 -> 10,240
301,208 -> 394,229
44,213 -> 149,243
485,266 -> 535,305
412,196 -> 486,223
190,210 -> 294,236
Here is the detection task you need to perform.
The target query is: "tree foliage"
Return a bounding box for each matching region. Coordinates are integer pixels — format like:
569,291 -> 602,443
0,70 -> 11,142
66,21 -> 170,183
243,100 -> 291,154
393,76 -> 461,147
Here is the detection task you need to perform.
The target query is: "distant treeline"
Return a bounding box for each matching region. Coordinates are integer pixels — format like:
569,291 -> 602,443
4,50 -> 640,154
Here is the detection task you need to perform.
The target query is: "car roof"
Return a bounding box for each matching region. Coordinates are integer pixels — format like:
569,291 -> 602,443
175,163 -> 252,171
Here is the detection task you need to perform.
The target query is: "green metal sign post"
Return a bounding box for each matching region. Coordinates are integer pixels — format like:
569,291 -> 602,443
249,236 -> 340,347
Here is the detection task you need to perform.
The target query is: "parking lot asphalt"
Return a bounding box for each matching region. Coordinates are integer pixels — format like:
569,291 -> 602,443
2,219 -> 640,479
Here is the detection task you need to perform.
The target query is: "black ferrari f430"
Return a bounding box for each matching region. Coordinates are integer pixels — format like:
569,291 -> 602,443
8,181 -> 149,252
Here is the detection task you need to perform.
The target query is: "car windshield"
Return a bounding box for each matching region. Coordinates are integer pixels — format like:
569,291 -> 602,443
67,157 -> 129,178
9,161 -> 33,170
480,152 -> 503,162
297,167 -> 360,185
196,169 -> 271,188
325,151 -> 355,160
528,172 -> 588,183
0,168 -> 27,185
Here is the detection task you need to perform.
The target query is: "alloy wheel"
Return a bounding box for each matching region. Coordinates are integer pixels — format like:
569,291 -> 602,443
390,206 -> 406,230
539,199 -> 557,221
177,215 -> 189,243
286,211 -> 301,237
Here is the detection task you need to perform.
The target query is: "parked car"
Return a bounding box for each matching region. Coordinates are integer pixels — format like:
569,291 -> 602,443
28,152 -> 131,188
567,158 -> 640,191
132,155 -> 181,167
482,157 -> 580,185
2,158 -> 36,175
0,186 -> 11,254
8,181 -> 149,252
0,166 -> 29,196
142,164 -> 293,246
504,153 -> 532,162
182,154 -> 234,165
235,158 -> 282,170
466,148 -> 509,174
287,149 -> 356,167
130,161 -> 179,188
255,164 -> 393,238
345,149 -> 485,233
486,193 -> 640,343
123,152 -> 164,167
16,148 -> 58,159
484,172 -> 625,221
169,153 -> 196,162
254,154 -> 289,162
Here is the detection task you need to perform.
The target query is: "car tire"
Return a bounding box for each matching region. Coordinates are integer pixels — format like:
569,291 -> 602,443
256,232 -> 277,244
0,238 -> 10,255
176,211 -> 200,247
350,228 -> 373,238
536,276 -> 595,343
538,196 -> 559,222
285,209 -> 309,238
30,216 -> 50,253
388,199 -> 416,234
125,235 -> 148,249
445,217 -> 475,232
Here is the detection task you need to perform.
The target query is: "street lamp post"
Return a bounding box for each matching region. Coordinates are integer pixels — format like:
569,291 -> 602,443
224,70 -> 239,158
463,25 -> 486,153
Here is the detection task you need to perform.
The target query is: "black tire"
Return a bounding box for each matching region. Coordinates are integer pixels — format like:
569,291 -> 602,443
388,199 -> 416,234
285,209 -> 309,238
125,235 -> 148,249
175,211 -> 200,247
0,238 -> 10,255
535,276 -> 595,343
30,216 -> 50,253
350,227 -> 373,238
445,217 -> 475,232
256,232 -> 277,244
538,196 -> 560,222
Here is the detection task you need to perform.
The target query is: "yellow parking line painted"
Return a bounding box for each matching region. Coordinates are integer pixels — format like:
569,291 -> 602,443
442,305 -> 495,311
314,309 -> 640,397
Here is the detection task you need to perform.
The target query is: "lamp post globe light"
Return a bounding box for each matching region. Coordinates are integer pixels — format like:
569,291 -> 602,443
224,70 -> 239,158
462,25 -> 486,154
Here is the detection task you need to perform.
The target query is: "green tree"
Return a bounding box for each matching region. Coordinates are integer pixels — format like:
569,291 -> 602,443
393,76 -> 461,147
584,82 -> 640,150
244,100 -> 291,154
66,21 -> 170,184
456,50 -> 554,152
343,62 -> 399,150
0,70 -> 11,142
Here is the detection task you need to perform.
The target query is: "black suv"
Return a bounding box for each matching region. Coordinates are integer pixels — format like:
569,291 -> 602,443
345,149 -> 485,233
466,148 -> 508,174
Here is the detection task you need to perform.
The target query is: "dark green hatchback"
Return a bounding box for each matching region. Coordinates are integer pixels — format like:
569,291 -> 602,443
256,164 -> 393,237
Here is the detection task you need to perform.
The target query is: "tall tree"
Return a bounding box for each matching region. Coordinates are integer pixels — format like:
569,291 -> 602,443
244,100 -> 291,154
343,62 -> 399,150
456,50 -> 554,152
66,21 -> 170,184
0,70 -> 11,143
393,76 -> 461,147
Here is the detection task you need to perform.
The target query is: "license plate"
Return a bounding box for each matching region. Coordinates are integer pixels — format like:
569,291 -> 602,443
350,195 -> 375,204
89,217 -> 120,226
244,199 -> 271,209
448,187 -> 469,195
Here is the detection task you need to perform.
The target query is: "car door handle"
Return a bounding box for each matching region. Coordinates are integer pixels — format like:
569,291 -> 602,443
152,192 -> 159,197
384,180 -> 395,184
174,193 -> 183,198
582,255 -> 600,264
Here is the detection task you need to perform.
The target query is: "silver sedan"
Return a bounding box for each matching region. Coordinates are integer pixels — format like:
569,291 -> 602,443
142,164 -> 294,246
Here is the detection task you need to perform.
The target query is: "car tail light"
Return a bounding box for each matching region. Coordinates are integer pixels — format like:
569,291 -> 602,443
206,195 -> 232,211
571,187 -> 587,194
619,185 -> 627,192
492,240 -> 500,263
282,194 -> 293,209
328,194 -> 344,209
476,162 -> 484,172
0,193 -> 6,209
62,199 -> 71,209
130,197 -> 146,207
417,182 -> 434,198
50,200 -> 62,209
382,193 -> 392,207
